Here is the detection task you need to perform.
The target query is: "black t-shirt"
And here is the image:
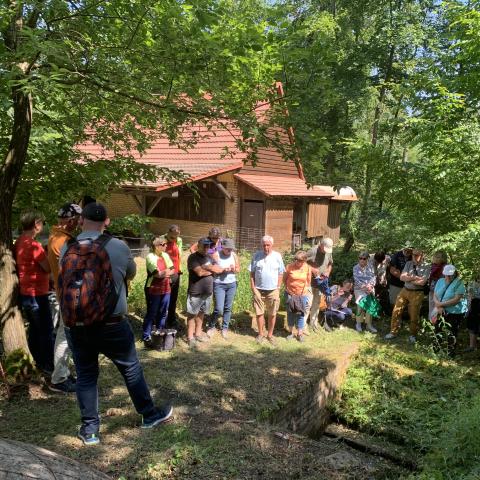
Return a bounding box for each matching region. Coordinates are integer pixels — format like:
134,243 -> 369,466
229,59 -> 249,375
187,252 -> 214,296
389,250 -> 410,288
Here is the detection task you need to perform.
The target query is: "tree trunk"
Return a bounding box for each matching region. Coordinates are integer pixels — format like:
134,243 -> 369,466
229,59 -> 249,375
0,86 -> 33,357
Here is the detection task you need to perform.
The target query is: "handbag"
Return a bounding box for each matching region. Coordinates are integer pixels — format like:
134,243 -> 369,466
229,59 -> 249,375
357,294 -> 382,318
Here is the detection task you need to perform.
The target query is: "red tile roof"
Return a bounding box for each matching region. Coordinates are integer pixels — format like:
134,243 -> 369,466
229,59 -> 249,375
234,174 -> 335,198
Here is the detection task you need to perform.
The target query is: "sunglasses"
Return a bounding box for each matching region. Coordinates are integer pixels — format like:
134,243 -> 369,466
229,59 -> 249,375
157,243 -> 167,247
359,257 -> 368,260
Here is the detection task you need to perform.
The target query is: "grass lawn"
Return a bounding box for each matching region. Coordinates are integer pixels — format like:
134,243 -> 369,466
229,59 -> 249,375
332,316 -> 480,480
0,311 -> 373,479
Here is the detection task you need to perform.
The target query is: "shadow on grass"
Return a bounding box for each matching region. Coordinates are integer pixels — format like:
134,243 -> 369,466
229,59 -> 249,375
0,314 -> 360,479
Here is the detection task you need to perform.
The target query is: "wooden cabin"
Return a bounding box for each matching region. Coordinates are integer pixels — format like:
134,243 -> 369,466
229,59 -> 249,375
77,86 -> 357,251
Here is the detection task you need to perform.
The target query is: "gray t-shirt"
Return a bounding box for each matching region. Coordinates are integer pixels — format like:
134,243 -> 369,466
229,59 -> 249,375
60,231 -> 136,316
402,261 -> 431,291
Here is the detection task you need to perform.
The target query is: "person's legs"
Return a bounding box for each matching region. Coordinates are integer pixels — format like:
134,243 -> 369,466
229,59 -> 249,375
222,282 -> 237,330
51,319 -> 73,385
100,321 -> 156,419
167,274 -> 180,328
253,289 -> 266,338
390,289 -> 408,335
407,291 -> 423,336
21,295 -> 55,373
143,292 -> 162,341
155,293 -> 170,331
195,312 -> 205,338
265,290 -> 280,339
65,326 -> 101,435
209,283 -> 226,330
309,288 -> 321,329
186,294 -> 202,341
325,310 -> 346,326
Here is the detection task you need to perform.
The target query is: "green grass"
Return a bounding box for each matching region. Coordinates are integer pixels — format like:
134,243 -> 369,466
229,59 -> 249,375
332,337 -> 480,479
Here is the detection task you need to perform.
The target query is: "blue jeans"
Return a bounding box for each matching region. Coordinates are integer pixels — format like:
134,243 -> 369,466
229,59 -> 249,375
210,282 -> 237,330
143,292 -> 170,340
65,320 -> 156,435
286,294 -> 308,330
325,308 -> 352,326
20,294 -> 54,373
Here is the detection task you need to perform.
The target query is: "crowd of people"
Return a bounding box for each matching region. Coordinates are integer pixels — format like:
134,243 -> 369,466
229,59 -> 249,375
12,201 -> 479,446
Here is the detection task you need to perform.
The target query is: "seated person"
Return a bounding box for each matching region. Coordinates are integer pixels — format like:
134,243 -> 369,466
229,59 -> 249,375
325,280 -> 353,328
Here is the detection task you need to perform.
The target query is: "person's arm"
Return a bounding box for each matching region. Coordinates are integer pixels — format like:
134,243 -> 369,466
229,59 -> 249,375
325,260 -> 333,278
192,265 -> 213,277
204,263 -> 225,274
389,255 -> 402,279
400,264 -> 415,282
277,273 -> 283,290
437,294 -> 462,308
33,243 -> 51,273
250,271 -> 257,291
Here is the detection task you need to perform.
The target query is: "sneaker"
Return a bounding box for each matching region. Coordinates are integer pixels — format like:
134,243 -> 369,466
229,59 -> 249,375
144,338 -> 154,349
255,335 -> 265,344
195,335 -> 210,343
297,335 -> 305,343
286,333 -> 295,341
221,329 -> 228,340
408,335 -> 416,344
188,337 -> 198,348
78,429 -> 100,446
384,333 -> 396,340
266,336 -> 277,347
141,405 -> 174,429
366,325 -> 378,334
311,324 -> 319,333
206,328 -> 216,339
49,378 -> 76,394
324,323 -> 333,332
355,323 -> 363,333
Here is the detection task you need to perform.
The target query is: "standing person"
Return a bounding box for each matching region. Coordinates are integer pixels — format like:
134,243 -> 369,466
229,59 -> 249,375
186,238 -> 224,348
207,238 -> 240,339
325,280 -> 353,328
47,203 -> 82,393
353,252 -> 378,333
306,237 -> 334,331
428,250 -> 448,319
59,203 -> 172,446
164,225 -> 183,329
13,211 -> 54,375
189,227 -> 222,260
143,236 -> 174,347
465,273 -> 480,352
433,264 -> 467,356
248,235 -> 285,345
389,243 -> 413,306
373,251 -> 391,315
385,248 -> 430,343
284,251 -> 311,342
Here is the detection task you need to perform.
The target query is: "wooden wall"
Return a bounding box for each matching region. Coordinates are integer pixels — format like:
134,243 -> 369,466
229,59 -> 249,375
307,200 -> 342,243
265,199 -> 294,251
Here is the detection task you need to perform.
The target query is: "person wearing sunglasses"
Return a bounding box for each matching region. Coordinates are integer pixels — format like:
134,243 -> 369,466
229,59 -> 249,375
353,252 -> 378,333
143,236 -> 174,347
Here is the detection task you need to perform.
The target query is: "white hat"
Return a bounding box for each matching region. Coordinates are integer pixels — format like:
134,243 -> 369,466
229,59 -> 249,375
442,264 -> 456,276
320,237 -> 333,254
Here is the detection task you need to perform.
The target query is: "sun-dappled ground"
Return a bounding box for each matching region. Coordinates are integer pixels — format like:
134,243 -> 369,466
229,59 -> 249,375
0,313 -> 405,479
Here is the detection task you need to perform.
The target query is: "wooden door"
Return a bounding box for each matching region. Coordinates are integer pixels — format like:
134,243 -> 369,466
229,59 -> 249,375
239,200 -> 264,250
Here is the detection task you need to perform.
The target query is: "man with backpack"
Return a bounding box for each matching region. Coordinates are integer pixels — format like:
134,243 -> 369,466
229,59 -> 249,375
59,202 -> 172,446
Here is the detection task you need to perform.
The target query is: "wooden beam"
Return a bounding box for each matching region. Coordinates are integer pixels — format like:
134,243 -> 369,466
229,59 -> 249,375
212,178 -> 234,202
146,193 -> 168,216
130,194 -> 143,212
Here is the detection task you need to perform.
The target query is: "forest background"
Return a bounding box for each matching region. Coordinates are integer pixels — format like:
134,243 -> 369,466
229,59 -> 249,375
2,0 -> 480,354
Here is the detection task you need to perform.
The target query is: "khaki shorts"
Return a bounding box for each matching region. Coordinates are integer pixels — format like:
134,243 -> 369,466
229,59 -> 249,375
253,288 -> 280,317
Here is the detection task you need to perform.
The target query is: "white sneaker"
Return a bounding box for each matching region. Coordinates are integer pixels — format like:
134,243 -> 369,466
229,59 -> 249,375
384,333 -> 396,340
355,323 -> 363,332
408,335 -> 416,344
366,325 -> 378,334
206,328 -> 216,338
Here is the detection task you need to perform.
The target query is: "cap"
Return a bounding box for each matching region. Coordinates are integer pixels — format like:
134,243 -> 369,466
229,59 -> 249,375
443,264 -> 456,276
198,237 -> 212,246
221,238 -> 235,250
58,203 -> 82,218
320,237 -> 333,254
82,202 -> 107,222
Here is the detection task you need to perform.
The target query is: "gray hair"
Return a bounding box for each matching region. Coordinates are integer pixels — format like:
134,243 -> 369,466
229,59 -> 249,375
261,235 -> 274,245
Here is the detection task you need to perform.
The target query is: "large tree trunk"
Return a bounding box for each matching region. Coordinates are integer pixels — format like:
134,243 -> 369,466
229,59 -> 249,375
0,87 -> 33,357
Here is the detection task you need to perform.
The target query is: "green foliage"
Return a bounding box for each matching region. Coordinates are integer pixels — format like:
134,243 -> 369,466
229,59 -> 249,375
334,340 -> 480,478
108,214 -> 153,240
3,349 -> 35,382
